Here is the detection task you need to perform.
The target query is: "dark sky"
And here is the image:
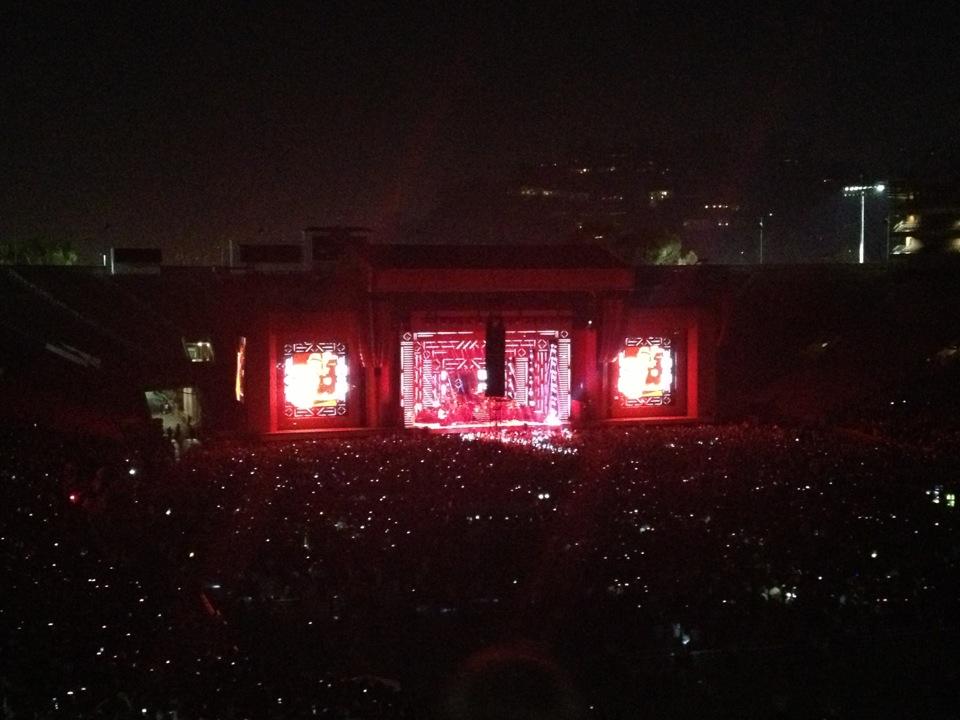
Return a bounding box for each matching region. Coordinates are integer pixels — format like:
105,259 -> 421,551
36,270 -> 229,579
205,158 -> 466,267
2,2 -> 958,260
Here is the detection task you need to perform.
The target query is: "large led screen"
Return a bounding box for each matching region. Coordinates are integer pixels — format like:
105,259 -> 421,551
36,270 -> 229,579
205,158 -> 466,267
614,336 -> 676,408
400,329 -> 571,428
235,336 -> 246,403
277,340 -> 350,426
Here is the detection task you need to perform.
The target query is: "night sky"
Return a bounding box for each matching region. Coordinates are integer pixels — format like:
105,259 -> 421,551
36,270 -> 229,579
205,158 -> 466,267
2,3 -> 958,261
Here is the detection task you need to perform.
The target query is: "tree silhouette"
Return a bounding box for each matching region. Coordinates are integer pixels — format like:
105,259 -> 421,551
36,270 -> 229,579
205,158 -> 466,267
0,237 -> 79,265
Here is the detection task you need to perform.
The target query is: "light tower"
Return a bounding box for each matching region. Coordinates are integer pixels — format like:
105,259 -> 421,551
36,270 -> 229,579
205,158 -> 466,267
758,212 -> 772,264
843,183 -> 885,263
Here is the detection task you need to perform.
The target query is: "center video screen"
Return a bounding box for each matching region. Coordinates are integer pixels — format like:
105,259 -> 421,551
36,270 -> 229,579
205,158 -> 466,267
400,329 -> 571,428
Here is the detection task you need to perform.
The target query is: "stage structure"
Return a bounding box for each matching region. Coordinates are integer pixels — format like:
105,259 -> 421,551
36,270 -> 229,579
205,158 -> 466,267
247,242 -> 716,435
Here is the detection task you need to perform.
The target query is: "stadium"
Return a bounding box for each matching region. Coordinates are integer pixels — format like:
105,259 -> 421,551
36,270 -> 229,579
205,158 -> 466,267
2,241 -> 960,719
1,235 -> 720,438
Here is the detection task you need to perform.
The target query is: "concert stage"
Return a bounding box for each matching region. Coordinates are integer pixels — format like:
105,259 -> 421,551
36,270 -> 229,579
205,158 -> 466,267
236,243 -> 715,435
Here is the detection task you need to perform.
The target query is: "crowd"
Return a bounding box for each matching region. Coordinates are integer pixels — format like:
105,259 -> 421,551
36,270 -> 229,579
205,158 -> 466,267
1,422 -> 959,719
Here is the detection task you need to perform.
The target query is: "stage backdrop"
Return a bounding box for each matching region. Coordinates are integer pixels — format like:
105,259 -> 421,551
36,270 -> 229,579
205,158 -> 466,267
400,326 -> 572,429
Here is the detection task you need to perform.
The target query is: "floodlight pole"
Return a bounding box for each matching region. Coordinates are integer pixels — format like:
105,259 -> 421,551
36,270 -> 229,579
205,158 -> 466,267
843,183 -> 885,264
758,213 -> 772,264
759,215 -> 764,264
859,191 -> 866,264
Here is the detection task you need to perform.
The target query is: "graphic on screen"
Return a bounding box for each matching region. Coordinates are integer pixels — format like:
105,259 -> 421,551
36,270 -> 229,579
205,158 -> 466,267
616,336 -> 675,407
400,329 -> 570,428
280,341 -> 349,419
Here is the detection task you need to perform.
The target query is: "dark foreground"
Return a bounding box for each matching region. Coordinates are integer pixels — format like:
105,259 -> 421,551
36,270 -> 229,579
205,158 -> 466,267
2,424 -> 959,719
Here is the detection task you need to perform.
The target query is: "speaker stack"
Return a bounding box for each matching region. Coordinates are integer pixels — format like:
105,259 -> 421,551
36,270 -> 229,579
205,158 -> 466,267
484,315 -> 506,398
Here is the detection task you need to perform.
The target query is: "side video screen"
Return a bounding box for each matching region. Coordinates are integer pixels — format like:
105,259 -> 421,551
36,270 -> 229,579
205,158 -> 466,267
276,340 -> 350,427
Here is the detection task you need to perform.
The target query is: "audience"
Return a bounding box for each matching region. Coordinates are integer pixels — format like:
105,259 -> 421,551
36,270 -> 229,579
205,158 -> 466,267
1,421 -> 957,718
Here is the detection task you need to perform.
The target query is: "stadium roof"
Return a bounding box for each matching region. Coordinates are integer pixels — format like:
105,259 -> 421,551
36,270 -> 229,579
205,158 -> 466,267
366,243 -> 627,270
